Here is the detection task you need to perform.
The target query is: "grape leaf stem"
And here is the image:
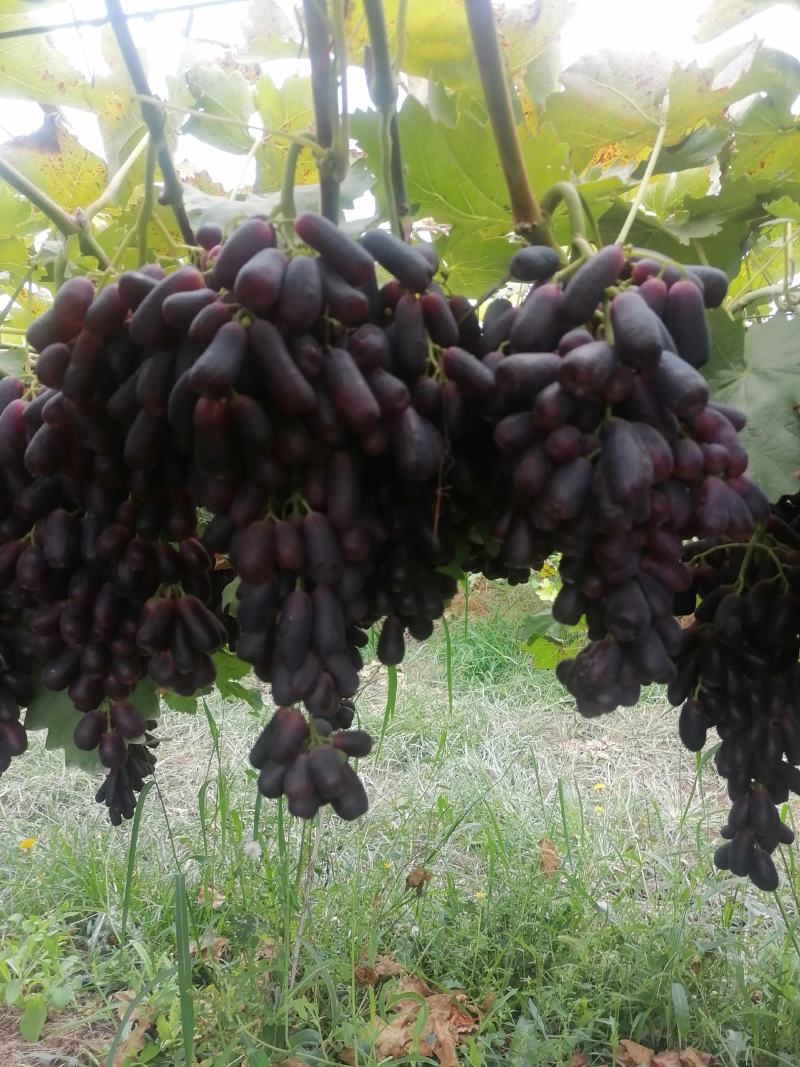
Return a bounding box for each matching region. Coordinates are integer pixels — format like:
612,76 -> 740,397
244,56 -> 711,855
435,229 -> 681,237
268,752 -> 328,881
616,89 -> 670,246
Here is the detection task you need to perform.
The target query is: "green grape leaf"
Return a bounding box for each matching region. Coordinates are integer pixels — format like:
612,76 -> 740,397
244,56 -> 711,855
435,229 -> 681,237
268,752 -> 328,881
765,194 -> 800,222
0,183 -> 31,241
694,0 -> 799,43
345,0 -> 574,86
131,679 -> 160,722
212,650 -> 262,711
183,65 -> 255,154
705,311 -> 800,499
24,688 -> 102,772
0,115 -> 108,213
0,346 -> 25,377
519,610 -> 562,643
244,0 -> 304,59
525,636 -> 560,670
181,163 -> 372,234
254,74 -> 315,194
352,99 -> 570,292
163,692 -> 200,715
220,574 -> 241,616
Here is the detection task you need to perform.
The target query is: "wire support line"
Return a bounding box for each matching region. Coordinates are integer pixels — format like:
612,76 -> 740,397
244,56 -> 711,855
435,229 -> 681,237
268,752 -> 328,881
0,0 -> 244,41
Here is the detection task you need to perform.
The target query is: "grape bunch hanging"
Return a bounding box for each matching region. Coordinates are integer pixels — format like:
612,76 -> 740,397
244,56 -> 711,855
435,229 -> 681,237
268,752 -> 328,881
0,205 -> 793,887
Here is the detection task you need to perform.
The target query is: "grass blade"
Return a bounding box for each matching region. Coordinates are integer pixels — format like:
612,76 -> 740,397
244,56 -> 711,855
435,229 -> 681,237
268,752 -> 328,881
441,616 -> 454,718
173,870 -> 196,1066
373,663 -> 397,761
120,780 -> 153,941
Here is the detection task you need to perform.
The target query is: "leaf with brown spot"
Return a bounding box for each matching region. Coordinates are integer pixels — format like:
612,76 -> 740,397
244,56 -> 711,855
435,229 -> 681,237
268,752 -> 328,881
1,114 -> 108,212
538,837 -> 561,879
406,866 -> 433,893
615,1039 -> 655,1066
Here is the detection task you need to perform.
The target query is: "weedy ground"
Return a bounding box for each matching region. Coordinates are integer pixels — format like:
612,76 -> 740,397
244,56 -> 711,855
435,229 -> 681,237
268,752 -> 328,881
0,582 -> 799,1067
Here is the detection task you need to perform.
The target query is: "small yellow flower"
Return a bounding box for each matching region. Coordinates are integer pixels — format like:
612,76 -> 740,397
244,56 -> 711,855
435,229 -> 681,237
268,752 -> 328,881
593,804 -> 605,815
383,862 -> 391,870
593,782 -> 606,792
18,837 -> 36,851
474,890 -> 486,902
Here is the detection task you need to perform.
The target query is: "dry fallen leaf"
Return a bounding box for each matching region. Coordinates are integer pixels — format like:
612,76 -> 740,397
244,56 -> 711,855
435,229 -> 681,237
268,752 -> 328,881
337,1047 -> 357,1065
196,886 -> 226,909
374,979 -> 478,1066
616,1039 -> 655,1066
355,964 -> 378,987
375,953 -> 404,979
538,837 -> 561,879
256,937 -> 278,962
653,1053 -> 682,1067
188,926 -> 230,961
679,1049 -> 714,1067
406,866 -> 433,893
110,992 -> 157,1067
571,1051 -> 590,1067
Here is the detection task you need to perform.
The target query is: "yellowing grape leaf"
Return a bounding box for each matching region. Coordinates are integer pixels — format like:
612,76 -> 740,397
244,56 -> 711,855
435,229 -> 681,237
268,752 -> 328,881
544,41 -> 786,172
254,73 -> 315,195
345,0 -> 575,86
1,114 -> 107,213
705,311 -> 800,499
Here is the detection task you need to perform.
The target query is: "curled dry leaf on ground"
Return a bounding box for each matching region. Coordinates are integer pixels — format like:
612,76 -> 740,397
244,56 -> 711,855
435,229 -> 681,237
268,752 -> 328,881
538,836 -> 562,879
196,885 -> 226,909
615,1040 -> 718,1067
370,975 -> 479,1067
405,866 -> 433,892
110,990 -> 158,1067
188,924 -> 230,961
355,951 -> 405,987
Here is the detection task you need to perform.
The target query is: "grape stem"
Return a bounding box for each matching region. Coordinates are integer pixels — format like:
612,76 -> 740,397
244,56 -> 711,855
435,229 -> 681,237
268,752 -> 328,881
277,131 -> 318,232
137,134 -> 158,267
105,0 -> 195,246
463,0 -> 553,245
540,182 -> 586,258
729,282 -> 799,314
0,158 -> 111,269
364,0 -> 407,237
615,89 -> 670,246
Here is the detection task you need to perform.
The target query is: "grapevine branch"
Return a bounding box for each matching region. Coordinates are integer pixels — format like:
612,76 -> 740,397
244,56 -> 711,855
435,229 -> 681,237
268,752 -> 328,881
302,0 -> 340,222
364,0 -> 408,237
0,158 -> 110,269
463,0 -> 551,245
105,0 -> 195,246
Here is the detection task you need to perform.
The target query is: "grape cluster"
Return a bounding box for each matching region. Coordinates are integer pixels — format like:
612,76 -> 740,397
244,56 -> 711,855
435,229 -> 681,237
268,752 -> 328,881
4,205 -> 788,888
249,704 -> 371,819
670,504 -> 800,889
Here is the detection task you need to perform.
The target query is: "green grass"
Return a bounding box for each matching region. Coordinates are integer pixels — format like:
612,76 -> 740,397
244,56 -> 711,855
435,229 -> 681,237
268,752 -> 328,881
0,583 -> 799,1066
